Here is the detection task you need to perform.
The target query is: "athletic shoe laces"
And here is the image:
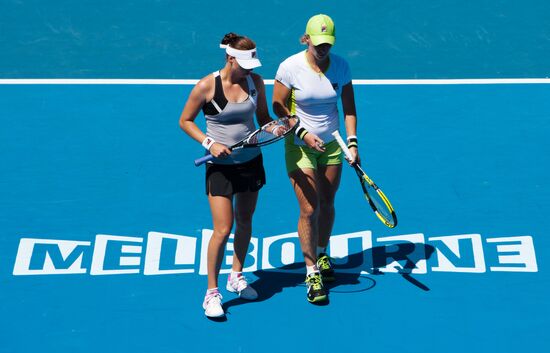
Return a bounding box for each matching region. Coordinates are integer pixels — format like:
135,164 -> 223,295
306,274 -> 323,291
204,292 -> 223,308
231,275 -> 250,292
317,255 -> 332,270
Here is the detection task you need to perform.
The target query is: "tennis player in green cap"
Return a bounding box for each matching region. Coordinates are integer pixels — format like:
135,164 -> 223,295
272,14 -> 360,303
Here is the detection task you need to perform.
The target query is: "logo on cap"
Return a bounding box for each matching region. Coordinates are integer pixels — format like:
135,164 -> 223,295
321,24 -> 327,33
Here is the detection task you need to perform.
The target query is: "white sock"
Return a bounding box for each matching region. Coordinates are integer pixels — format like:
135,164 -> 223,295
306,265 -> 319,276
317,246 -> 327,256
230,270 -> 242,280
206,287 -> 219,295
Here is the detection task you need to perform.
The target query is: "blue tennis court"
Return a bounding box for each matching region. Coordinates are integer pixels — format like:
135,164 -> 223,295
1,1 -> 549,353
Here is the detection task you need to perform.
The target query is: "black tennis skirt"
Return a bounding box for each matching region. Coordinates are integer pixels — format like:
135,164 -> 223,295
205,154 -> 266,196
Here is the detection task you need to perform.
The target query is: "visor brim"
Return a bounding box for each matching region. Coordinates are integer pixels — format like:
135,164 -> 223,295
236,58 -> 262,70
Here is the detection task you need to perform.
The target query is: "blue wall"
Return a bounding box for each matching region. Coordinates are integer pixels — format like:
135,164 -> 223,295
1,0 -> 549,78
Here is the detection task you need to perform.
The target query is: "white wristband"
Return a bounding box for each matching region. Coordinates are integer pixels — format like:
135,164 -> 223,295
201,137 -> 216,150
346,135 -> 357,141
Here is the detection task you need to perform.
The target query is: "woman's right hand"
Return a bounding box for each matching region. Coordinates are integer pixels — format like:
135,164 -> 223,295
209,143 -> 231,158
303,132 -> 326,152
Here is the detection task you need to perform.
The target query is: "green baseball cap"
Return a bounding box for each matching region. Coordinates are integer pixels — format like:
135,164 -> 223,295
306,14 -> 336,46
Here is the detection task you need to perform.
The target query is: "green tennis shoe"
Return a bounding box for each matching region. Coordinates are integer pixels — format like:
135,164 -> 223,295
305,272 -> 327,303
317,253 -> 335,282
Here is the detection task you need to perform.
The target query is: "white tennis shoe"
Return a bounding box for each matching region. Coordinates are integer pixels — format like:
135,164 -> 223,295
203,291 -> 224,318
226,274 -> 258,300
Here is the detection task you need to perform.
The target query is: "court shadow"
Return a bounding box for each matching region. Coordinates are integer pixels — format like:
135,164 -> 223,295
361,243 -> 436,291
223,262 -> 310,312
224,242 -> 435,312
206,315 -> 228,323
223,262 -> 345,312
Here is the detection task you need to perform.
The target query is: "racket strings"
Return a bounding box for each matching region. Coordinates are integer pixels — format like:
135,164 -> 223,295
263,117 -> 294,134
248,129 -> 278,145
247,117 -> 296,146
362,178 -> 395,224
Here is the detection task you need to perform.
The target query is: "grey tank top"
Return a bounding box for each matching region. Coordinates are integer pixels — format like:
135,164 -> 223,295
204,71 -> 261,164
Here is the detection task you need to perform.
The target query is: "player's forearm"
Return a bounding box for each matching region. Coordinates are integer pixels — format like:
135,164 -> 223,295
344,115 -> 357,137
180,120 -> 207,144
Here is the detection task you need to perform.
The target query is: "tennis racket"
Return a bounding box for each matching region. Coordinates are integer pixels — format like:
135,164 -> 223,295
332,131 -> 398,228
194,116 -> 298,166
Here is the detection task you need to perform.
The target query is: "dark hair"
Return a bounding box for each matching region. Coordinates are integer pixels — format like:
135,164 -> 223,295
221,32 -> 256,50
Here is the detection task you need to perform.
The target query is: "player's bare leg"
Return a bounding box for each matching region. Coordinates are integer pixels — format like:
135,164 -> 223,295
289,168 -> 319,267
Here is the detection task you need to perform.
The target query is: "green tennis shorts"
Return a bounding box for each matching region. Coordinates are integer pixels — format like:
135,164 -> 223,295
285,138 -> 343,173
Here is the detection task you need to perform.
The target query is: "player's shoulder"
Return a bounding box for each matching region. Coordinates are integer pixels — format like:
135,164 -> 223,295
250,72 -> 264,86
279,51 -> 306,68
249,73 -> 266,93
194,72 -> 217,94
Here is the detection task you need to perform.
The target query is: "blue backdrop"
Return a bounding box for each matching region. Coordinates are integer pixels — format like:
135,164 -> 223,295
1,0 -> 550,78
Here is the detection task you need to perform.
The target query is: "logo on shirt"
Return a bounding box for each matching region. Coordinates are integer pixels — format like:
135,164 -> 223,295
251,89 -> 257,97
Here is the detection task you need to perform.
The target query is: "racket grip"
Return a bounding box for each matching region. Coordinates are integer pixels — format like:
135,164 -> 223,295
331,131 -> 353,161
194,154 -> 214,166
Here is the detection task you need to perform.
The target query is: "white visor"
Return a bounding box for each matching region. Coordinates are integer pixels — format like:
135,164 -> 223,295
220,44 -> 262,69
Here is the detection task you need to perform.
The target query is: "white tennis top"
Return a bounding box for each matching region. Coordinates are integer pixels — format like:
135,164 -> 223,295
275,50 -> 352,145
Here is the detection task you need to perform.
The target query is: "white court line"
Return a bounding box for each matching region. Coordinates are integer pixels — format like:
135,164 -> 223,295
0,79 -> 199,85
352,78 -> 550,85
0,78 -> 549,85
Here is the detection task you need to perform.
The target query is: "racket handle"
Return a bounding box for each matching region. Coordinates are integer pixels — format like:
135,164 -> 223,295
194,154 -> 214,166
332,131 -> 353,161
